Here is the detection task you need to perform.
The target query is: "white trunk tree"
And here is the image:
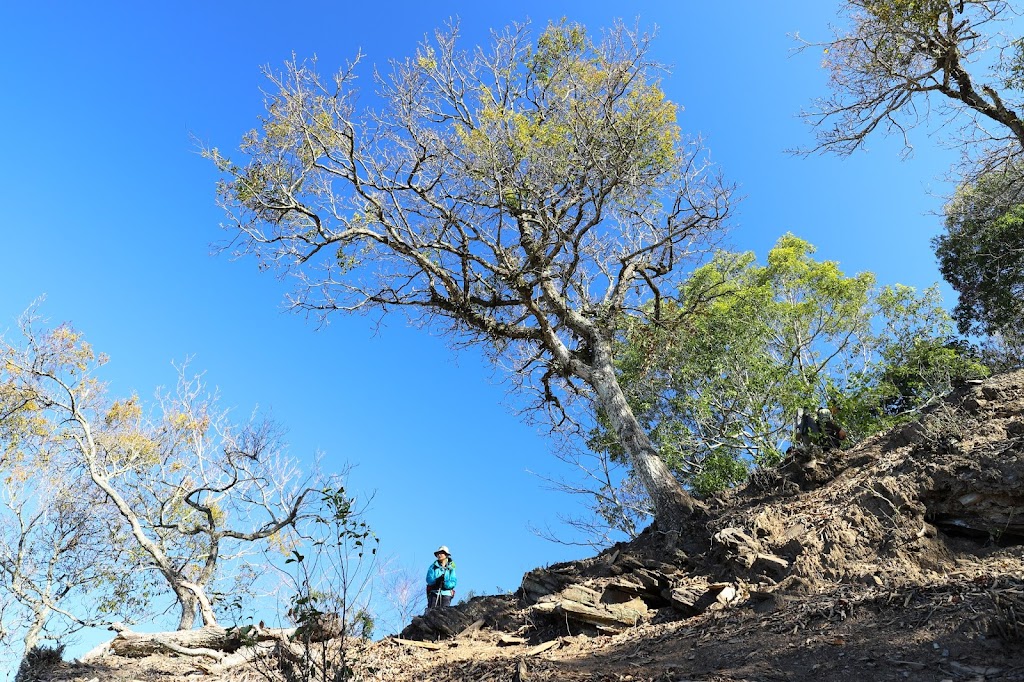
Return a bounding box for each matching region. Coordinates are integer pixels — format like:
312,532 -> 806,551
206,20 -> 734,531
1,314 -> 319,630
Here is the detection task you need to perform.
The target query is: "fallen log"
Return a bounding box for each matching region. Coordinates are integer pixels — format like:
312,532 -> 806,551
107,624 -> 295,658
196,642 -> 277,675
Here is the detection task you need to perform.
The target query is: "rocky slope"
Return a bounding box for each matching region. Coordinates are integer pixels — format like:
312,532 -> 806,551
25,371 -> 1024,681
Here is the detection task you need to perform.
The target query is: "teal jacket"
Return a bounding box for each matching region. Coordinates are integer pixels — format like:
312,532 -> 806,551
426,560 -> 457,595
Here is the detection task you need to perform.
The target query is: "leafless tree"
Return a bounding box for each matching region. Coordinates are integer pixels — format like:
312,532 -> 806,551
528,438 -> 649,548
375,560 -> 426,633
206,20 -> 735,533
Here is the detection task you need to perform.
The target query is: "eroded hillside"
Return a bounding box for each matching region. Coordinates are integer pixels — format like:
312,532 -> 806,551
27,371 -> 1024,682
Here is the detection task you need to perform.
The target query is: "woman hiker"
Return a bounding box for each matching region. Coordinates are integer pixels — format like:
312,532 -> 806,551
425,545 -> 457,610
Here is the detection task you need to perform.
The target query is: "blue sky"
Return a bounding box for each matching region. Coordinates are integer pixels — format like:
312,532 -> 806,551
0,0 -> 960,660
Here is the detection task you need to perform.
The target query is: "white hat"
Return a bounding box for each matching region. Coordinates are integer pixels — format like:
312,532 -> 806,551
434,545 -> 451,556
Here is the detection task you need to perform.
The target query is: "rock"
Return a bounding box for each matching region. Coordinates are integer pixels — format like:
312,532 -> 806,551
498,634 -> 528,646
665,584 -> 721,617
715,585 -> 738,605
559,584 -> 601,606
752,552 -> 790,576
712,527 -> 762,569
607,576 -> 647,597
557,596 -> 650,630
520,566 -> 577,604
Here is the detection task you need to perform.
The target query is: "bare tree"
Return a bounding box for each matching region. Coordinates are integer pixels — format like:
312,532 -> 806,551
528,438 -> 649,548
206,20 -> 734,533
0,453 -> 120,669
0,312 -> 320,630
801,0 -> 1024,173
375,560 -> 426,633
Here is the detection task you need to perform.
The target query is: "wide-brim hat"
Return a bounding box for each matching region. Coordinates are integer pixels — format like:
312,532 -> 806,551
434,545 -> 451,557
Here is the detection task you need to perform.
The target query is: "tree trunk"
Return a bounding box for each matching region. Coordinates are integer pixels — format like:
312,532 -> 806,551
177,589 -> 198,630
588,341 -> 700,532
19,610 -> 46,669
173,579 -> 219,629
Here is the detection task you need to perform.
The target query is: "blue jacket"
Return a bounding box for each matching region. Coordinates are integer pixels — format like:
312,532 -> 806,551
426,560 -> 457,595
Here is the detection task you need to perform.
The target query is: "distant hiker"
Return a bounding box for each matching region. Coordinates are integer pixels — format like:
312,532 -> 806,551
794,406 -> 847,451
425,545 -> 457,611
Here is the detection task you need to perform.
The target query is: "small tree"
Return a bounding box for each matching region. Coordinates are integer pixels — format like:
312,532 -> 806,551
250,486 -> 378,682
0,453 -> 121,670
1,330 -> 141,668
0,311 -> 320,631
375,561 -> 426,634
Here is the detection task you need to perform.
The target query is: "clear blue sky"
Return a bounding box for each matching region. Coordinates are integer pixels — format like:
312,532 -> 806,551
0,0 -> 959,659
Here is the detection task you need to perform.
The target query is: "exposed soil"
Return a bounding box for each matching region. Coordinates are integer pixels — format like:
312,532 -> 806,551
26,371 -> 1024,682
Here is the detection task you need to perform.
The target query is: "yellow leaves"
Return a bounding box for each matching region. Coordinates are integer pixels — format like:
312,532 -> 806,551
169,411 -> 190,430
4,467 -> 31,486
530,19 -> 587,81
50,326 -> 81,345
107,431 -> 160,469
28,414 -> 49,438
864,0 -> 944,26
104,395 -> 142,426
267,530 -> 300,557
454,21 -> 682,189
209,502 -> 226,526
416,49 -> 437,71
167,410 -> 210,435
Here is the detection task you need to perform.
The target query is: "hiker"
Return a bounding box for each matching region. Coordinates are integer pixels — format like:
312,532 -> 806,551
425,545 -> 457,611
793,406 -> 847,451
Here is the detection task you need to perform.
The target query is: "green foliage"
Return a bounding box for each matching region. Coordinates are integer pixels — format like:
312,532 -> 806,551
604,235 -> 874,488
456,19 -> 681,201
261,486 -> 379,681
935,166 -> 1024,338
600,235 -> 985,498
349,608 -> 375,640
863,0 -> 944,28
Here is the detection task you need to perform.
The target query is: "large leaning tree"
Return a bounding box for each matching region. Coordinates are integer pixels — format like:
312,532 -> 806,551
206,20 -> 734,532
552,236 -> 987,544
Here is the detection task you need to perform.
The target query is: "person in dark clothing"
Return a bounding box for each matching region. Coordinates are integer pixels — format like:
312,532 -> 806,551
794,406 -> 847,451
425,545 -> 457,610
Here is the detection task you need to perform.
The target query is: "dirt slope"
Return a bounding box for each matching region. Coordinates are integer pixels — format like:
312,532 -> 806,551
27,371 -> 1024,682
